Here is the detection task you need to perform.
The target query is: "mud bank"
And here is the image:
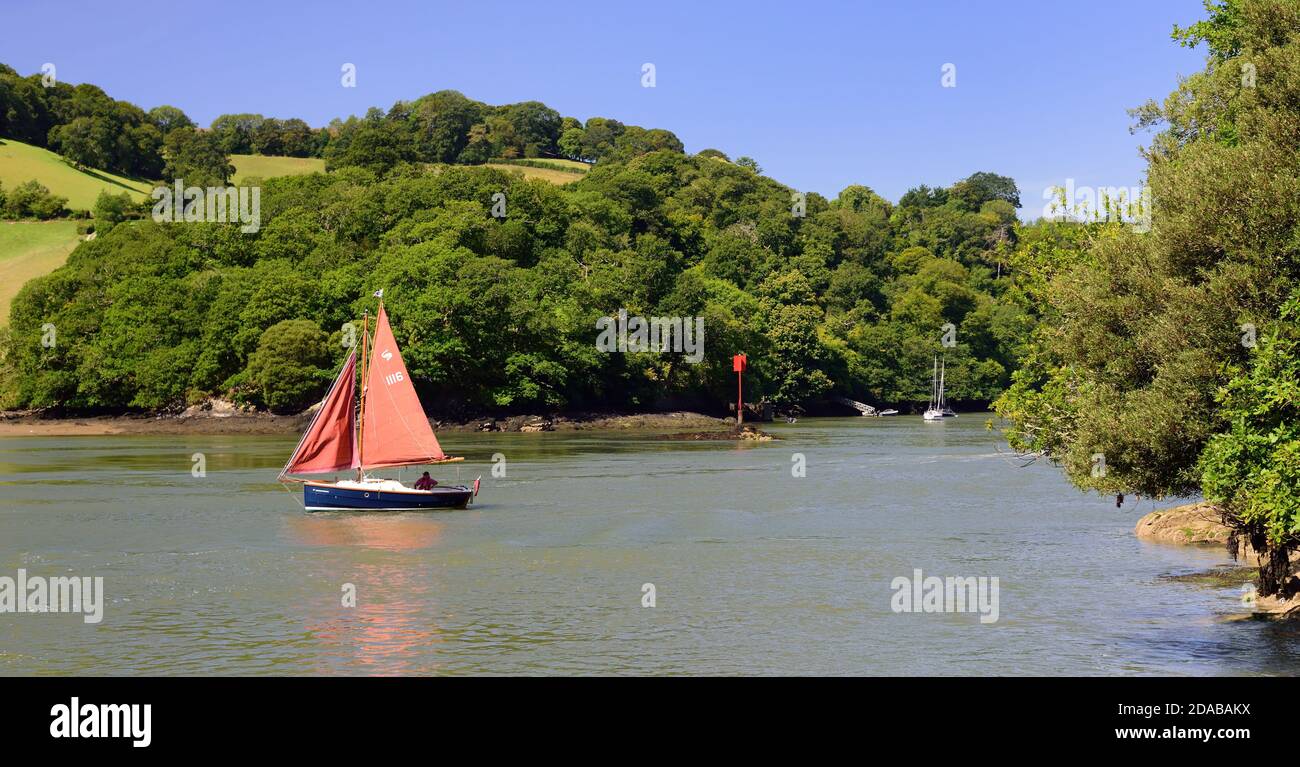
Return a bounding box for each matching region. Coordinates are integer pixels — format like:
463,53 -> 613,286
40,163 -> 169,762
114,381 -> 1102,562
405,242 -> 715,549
0,404 -> 732,437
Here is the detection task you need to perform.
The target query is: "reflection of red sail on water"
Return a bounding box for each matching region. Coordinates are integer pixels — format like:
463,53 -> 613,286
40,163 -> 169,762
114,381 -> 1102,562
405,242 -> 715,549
284,512 -> 444,550
279,299 -> 480,512
284,514 -> 447,673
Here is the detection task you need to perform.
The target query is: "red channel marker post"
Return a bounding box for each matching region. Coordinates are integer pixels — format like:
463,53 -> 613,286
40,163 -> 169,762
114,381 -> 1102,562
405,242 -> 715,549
733,353 -> 747,425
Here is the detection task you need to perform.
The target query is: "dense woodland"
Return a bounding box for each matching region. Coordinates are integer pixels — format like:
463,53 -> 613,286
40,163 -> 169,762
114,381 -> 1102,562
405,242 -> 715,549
0,64 -> 1040,418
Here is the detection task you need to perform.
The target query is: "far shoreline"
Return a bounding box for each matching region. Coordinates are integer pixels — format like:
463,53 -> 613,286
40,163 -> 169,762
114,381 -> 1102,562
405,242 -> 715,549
0,407 -> 739,437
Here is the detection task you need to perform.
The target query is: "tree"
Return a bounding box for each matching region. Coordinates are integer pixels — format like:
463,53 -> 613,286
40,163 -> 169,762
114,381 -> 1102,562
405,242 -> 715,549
209,113 -> 263,154
898,184 -> 948,209
244,319 -> 332,413
2,180 -> 67,219
500,101 -> 562,156
92,190 -> 134,234
949,171 -> 1020,210
408,90 -> 484,163
48,115 -> 111,170
162,127 -> 234,186
324,119 -> 417,174
996,0 -> 1300,595
1200,291 -> 1300,597
558,126 -> 585,160
147,105 -> 193,135
278,118 -> 315,157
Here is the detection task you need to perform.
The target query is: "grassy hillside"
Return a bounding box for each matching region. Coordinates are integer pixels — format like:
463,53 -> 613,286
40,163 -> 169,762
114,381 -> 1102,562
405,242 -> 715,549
230,154 -> 325,184
0,139 -> 152,211
0,220 -> 80,324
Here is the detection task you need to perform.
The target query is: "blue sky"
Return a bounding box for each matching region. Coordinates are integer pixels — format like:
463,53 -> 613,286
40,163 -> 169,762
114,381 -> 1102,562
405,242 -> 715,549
5,0 -> 1208,211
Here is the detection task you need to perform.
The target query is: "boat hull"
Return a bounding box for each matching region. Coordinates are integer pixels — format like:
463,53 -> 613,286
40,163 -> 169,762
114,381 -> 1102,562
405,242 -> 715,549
303,482 -> 472,512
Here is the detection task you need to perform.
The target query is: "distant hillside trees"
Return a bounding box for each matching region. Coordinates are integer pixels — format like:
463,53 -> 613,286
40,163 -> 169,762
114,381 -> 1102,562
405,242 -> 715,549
3,63 -> 677,182
0,65 -> 174,178
321,91 -> 678,170
209,113 -> 325,157
162,127 -> 234,187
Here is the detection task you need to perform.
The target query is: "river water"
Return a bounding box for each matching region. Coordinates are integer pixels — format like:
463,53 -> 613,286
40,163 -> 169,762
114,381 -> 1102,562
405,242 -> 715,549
1,416 -> 1297,675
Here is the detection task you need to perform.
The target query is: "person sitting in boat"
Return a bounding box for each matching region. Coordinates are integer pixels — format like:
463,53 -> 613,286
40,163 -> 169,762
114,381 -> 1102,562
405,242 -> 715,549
414,472 -> 438,491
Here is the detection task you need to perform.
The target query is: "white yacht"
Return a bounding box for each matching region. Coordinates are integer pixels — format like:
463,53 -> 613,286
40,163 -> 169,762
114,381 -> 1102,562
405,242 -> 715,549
922,355 -> 957,421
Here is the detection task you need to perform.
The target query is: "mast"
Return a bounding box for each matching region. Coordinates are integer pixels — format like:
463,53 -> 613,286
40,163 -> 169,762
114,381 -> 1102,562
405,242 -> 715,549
930,355 -> 938,410
356,310 -> 370,481
938,356 -> 946,409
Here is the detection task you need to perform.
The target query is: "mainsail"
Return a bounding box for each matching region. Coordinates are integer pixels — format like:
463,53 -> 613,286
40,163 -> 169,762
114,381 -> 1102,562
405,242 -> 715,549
359,305 -> 447,469
280,350 -> 359,477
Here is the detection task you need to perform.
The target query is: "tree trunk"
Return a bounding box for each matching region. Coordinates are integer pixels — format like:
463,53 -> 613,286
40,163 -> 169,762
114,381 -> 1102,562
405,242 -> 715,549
1258,543 -> 1295,598
1225,511 -> 1295,598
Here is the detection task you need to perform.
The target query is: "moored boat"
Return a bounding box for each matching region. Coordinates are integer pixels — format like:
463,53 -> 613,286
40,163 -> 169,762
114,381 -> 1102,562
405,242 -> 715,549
279,293 -> 479,511
922,355 -> 958,421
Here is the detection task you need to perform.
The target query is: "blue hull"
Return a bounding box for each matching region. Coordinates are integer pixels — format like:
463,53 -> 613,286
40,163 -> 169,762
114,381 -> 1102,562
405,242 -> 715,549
304,483 -> 472,512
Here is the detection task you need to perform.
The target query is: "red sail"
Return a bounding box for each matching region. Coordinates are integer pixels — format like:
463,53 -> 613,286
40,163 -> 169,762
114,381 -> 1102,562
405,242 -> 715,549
281,350 -> 359,476
280,351 -> 358,478
361,306 -> 446,468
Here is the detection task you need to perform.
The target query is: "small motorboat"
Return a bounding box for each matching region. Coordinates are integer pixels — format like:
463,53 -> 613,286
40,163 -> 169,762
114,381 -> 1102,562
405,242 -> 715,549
280,293 -> 479,512
878,409 -> 900,416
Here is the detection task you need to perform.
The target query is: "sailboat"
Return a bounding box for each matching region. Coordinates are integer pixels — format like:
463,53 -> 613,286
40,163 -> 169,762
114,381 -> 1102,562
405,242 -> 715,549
279,295 -> 479,511
922,354 -> 958,421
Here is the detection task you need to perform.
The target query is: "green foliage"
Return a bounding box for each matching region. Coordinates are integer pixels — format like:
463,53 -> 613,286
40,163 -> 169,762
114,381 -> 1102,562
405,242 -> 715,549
949,171 -> 1020,210
3,90 -> 1030,419
995,0 -> 1300,593
1172,0 -> 1247,60
1,179 -> 67,219
1199,292 -> 1300,594
162,127 -> 233,186
92,190 -> 134,234
243,319 -> 332,413
0,68 -> 168,177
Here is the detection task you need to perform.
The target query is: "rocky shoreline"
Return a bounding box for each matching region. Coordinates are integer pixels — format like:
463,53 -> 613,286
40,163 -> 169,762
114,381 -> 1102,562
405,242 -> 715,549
0,401 -> 737,437
1135,502 -> 1299,619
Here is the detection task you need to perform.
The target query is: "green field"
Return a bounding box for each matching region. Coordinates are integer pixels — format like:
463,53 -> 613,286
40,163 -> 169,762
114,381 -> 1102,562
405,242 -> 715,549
484,163 -> 586,185
0,139 -> 152,211
230,154 -> 326,184
512,158 -> 590,171
0,220 -> 81,324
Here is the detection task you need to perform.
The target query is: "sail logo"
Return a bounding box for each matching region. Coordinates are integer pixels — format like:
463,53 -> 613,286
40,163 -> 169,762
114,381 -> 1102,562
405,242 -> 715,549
151,179 -> 261,233
381,349 -> 393,361
890,568 -> 999,624
50,698 -> 151,748
0,569 -> 104,624
595,309 -> 704,363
